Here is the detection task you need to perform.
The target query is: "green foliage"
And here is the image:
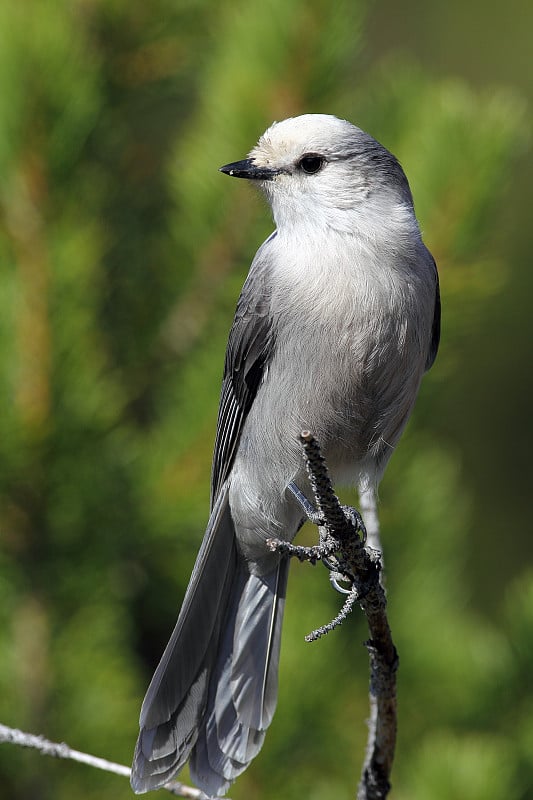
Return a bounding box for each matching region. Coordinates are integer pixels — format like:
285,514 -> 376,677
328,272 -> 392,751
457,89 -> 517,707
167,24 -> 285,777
0,1 -> 531,799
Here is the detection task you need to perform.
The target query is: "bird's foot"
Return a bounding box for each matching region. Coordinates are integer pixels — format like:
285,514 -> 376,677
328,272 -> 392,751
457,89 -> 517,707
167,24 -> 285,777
273,481 -> 381,640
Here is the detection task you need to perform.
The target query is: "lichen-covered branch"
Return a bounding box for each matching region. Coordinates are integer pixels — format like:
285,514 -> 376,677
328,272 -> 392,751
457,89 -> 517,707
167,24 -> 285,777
270,431 -> 398,800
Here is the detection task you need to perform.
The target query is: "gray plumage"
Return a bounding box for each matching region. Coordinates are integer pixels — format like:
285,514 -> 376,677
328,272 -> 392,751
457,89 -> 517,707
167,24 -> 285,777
131,114 -> 440,796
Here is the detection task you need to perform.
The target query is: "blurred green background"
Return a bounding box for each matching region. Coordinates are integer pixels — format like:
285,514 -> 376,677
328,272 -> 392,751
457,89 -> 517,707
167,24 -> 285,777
0,1 -> 531,798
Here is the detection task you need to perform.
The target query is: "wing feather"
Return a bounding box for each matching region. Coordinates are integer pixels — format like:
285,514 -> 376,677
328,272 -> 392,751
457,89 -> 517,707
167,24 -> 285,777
211,237 -> 276,505
425,256 -> 441,371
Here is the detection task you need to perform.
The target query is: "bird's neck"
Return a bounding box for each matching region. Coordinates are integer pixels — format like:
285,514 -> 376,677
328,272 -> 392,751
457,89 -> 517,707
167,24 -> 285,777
273,199 -> 421,261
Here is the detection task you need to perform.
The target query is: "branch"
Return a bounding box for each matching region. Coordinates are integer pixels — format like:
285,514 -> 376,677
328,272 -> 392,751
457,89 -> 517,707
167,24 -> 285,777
0,723 -> 217,799
270,431 -> 398,800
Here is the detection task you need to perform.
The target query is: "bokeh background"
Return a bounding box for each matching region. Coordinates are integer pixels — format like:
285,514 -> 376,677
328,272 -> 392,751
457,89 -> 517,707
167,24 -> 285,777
0,1 -> 531,798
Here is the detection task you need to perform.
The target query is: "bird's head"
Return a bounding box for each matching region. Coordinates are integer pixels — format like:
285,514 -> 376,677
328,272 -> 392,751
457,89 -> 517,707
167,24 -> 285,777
220,114 -> 417,238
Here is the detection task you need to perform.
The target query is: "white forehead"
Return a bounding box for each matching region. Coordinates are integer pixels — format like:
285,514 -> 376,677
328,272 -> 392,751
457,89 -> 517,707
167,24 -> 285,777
250,114 -> 359,164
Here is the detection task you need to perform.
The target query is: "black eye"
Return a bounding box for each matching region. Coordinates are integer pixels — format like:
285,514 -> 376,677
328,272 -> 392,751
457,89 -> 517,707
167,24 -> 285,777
297,154 -> 325,174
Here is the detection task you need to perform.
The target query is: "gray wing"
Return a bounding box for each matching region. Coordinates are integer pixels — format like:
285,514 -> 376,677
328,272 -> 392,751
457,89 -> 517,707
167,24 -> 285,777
425,256 -> 441,371
211,236 -> 276,506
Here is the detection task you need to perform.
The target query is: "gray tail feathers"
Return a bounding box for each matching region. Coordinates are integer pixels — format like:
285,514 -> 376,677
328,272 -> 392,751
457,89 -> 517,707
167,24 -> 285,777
131,483 -> 289,796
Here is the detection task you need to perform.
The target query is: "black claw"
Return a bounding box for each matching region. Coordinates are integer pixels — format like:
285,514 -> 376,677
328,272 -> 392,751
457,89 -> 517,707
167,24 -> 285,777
341,505 -> 367,543
322,554 -> 339,572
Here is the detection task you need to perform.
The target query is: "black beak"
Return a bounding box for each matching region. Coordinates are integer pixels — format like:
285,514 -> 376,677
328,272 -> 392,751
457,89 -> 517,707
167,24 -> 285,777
219,158 -> 280,181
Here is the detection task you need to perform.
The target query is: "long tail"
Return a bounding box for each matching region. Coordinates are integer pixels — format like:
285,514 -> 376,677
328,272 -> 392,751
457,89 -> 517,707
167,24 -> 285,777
131,483 -> 289,796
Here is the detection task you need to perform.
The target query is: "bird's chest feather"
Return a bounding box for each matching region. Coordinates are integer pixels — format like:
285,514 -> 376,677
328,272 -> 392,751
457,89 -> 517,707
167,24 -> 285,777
263,242 -> 432,457
271,244 -> 426,375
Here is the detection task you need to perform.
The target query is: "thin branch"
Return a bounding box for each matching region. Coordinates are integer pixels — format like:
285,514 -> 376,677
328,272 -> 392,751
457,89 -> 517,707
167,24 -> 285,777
0,723 -> 217,800
271,431 -> 398,800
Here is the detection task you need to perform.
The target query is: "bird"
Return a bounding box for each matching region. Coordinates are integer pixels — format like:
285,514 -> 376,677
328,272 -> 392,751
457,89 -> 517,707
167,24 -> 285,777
131,113 -> 440,796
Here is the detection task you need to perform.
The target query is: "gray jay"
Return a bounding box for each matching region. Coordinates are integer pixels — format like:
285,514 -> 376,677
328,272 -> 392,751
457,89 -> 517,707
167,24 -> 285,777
131,114 -> 440,796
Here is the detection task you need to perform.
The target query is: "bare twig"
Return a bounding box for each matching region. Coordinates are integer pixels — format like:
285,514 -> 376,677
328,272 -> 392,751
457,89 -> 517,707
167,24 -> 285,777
0,723 -> 217,799
304,583 -> 361,642
272,431 -> 398,800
